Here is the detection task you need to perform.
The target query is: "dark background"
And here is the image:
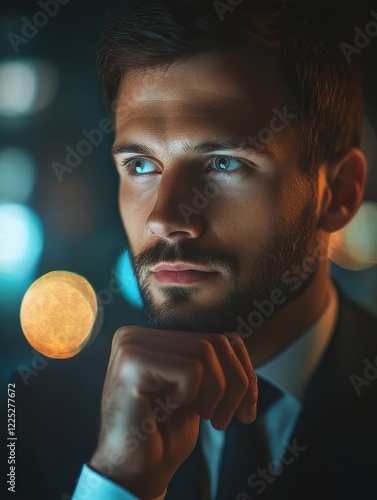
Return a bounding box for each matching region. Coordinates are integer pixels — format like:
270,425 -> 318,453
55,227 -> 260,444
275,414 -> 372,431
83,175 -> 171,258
0,0 -> 143,385
0,3 -> 376,495
1,0 -> 377,387
0,1 -> 377,380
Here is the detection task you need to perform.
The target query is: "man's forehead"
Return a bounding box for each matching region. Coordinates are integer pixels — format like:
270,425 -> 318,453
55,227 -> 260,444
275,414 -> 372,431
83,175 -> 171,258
115,51 -> 283,122
112,51 -> 298,167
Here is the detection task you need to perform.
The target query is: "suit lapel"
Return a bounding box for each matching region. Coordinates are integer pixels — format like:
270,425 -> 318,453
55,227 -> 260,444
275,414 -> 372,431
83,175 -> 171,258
270,287 -> 377,499
164,288 -> 377,500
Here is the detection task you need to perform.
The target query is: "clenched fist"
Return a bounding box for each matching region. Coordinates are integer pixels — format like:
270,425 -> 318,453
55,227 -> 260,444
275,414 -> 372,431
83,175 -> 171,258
89,326 -> 258,499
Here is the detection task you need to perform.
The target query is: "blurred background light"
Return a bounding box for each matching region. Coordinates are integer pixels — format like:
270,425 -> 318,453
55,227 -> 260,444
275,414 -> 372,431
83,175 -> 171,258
0,203 -> 43,280
329,201 -> 377,270
115,248 -> 143,308
0,147 -> 37,203
20,271 -> 102,359
0,59 -> 59,118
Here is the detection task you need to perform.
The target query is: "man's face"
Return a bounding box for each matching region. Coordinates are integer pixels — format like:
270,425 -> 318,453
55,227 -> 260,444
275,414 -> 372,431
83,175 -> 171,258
113,51 -> 319,333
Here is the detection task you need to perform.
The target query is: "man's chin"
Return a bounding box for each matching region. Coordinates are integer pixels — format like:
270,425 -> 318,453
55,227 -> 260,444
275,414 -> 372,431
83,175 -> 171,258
143,275 -> 318,335
143,301 -> 241,334
147,316 -> 208,333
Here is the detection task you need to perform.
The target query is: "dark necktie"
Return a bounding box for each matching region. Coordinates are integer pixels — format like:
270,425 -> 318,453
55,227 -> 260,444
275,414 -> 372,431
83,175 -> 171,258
215,377 -> 283,500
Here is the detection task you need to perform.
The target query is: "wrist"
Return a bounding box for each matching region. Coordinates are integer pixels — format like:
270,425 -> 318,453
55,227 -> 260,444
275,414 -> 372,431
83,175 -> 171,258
88,454 -> 168,499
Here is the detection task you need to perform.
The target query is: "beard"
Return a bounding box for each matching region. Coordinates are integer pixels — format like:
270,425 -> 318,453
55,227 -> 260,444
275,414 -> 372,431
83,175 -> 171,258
129,194 -> 318,334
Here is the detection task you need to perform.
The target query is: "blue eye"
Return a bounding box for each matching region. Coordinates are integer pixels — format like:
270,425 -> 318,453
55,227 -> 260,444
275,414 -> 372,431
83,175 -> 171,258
210,156 -> 244,172
123,158 -> 158,175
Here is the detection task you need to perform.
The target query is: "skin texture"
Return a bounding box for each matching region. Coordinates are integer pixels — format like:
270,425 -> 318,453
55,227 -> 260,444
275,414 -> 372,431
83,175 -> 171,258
89,51 -> 366,498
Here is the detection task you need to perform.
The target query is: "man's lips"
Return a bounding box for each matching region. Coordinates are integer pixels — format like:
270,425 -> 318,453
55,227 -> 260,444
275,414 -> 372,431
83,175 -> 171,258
150,262 -> 218,285
151,262 -> 215,273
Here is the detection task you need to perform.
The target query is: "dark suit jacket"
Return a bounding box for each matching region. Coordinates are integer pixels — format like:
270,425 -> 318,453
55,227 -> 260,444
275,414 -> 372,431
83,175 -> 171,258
5,287 -> 377,500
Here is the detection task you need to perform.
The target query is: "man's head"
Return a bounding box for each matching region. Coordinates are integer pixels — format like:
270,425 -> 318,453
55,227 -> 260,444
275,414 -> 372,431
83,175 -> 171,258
97,0 -> 366,334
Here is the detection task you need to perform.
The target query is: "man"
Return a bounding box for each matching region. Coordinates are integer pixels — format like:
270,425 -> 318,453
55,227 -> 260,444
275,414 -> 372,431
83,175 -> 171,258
69,1 -> 377,499
14,0 -> 377,499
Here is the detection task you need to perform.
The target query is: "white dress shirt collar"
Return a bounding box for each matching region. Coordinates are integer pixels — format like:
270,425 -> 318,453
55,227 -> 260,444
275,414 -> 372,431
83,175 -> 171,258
256,281 -> 339,403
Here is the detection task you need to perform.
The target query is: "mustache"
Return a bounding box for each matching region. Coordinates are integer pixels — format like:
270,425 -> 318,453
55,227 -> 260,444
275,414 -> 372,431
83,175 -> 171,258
130,239 -> 239,277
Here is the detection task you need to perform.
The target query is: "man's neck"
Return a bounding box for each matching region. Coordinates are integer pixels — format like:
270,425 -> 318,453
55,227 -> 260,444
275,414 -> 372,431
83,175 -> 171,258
245,262 -> 332,368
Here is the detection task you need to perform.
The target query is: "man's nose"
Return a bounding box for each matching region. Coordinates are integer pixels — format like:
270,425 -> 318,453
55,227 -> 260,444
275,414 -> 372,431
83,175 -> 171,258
147,171 -> 204,240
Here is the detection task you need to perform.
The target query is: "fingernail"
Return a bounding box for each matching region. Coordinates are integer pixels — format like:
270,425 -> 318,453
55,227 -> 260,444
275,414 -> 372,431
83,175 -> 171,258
248,402 -> 257,421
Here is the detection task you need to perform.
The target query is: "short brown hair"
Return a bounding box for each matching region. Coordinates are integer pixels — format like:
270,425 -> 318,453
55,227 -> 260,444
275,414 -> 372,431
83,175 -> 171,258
97,0 -> 364,174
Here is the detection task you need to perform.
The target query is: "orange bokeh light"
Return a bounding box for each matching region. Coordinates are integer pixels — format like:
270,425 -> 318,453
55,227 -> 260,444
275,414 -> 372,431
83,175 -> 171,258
329,202 -> 377,271
20,271 -> 101,359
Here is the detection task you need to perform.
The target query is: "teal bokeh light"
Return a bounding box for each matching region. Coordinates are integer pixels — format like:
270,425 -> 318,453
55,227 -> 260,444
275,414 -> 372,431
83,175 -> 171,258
0,203 -> 44,282
115,248 -> 143,309
0,148 -> 37,203
0,59 -> 59,118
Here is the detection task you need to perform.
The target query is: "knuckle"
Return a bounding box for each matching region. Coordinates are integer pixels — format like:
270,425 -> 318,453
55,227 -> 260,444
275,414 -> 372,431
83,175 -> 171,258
238,372 -> 250,394
213,334 -> 231,350
112,325 -> 139,346
191,358 -> 204,376
112,327 -> 125,344
250,370 -> 258,387
225,331 -> 243,346
120,325 -> 140,336
213,370 -> 226,396
117,347 -> 143,380
189,359 -> 205,388
199,339 -> 216,361
111,333 -> 124,354
250,375 -> 258,401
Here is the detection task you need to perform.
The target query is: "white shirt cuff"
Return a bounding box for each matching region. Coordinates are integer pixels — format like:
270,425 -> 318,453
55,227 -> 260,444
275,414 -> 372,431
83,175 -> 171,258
72,464 -> 166,500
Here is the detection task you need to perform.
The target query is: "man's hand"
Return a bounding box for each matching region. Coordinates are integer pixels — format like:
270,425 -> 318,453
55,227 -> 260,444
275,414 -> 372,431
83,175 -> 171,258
89,326 -> 258,499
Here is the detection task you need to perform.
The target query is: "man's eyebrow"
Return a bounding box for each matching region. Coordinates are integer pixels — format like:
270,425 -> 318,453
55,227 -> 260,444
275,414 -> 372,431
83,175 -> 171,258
185,140 -> 275,157
111,140 -> 274,157
112,143 -> 152,157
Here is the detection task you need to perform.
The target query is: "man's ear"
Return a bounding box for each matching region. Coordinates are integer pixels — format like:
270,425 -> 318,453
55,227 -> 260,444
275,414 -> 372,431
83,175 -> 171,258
318,148 -> 367,233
